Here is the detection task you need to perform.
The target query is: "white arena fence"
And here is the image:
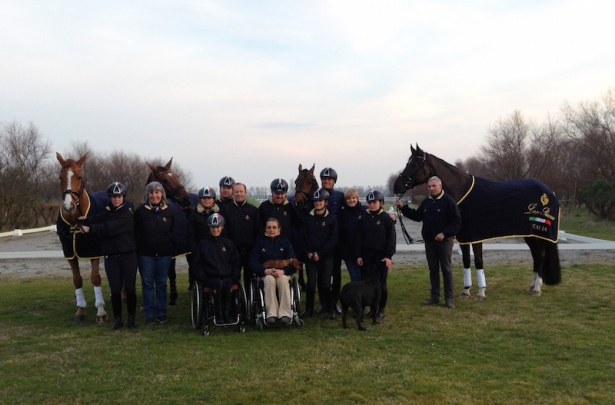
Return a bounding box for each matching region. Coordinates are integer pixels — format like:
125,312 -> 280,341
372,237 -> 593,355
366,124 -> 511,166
0,225 -> 57,238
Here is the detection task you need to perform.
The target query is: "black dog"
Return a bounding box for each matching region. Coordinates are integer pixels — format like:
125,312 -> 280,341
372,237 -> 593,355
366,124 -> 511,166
340,266 -> 381,331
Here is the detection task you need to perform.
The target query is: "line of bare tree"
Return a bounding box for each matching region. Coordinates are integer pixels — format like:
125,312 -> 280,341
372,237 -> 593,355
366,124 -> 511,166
386,88 -> 615,220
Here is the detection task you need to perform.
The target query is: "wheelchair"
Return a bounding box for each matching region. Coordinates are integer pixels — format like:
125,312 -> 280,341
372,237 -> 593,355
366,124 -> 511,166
249,274 -> 304,330
190,279 -> 248,336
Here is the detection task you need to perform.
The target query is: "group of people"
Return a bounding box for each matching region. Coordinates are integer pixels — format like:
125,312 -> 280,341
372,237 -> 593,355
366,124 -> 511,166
79,167 -> 463,331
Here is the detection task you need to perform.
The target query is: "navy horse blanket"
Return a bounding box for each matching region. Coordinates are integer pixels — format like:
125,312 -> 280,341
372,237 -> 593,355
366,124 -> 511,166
455,177 -> 559,244
56,190 -> 108,259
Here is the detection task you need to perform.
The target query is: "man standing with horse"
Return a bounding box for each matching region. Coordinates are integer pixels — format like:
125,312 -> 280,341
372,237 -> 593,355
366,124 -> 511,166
395,176 -> 461,309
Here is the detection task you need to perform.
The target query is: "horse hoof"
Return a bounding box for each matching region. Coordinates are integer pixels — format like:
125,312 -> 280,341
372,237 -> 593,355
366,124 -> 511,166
531,291 -> 542,297
97,315 -> 108,323
527,285 -> 535,291
474,295 -> 486,302
74,314 -> 86,323
459,291 -> 471,299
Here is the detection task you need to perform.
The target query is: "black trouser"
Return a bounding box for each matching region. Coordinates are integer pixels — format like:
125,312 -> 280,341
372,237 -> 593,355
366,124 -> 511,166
360,250 -> 389,311
237,246 -> 253,288
104,251 -> 138,318
204,277 -> 234,314
424,237 -> 454,300
305,256 -> 333,312
331,249 -> 342,303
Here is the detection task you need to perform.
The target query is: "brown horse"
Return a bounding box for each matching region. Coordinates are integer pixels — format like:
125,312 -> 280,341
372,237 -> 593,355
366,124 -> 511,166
56,152 -> 108,322
293,164 -> 319,211
394,144 -> 561,298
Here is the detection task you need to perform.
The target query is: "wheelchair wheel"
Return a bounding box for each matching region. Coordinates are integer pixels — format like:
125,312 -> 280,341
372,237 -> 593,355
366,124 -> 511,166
291,276 -> 302,318
191,280 -> 203,329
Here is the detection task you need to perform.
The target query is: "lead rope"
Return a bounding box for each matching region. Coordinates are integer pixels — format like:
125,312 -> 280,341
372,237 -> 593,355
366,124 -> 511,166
396,205 -> 414,244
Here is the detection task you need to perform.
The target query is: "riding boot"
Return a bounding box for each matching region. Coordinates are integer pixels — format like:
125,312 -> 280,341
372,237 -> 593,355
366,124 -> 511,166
127,315 -> 137,328
111,293 -> 122,320
302,288 -> 315,318
126,292 -> 137,318
111,317 -> 123,330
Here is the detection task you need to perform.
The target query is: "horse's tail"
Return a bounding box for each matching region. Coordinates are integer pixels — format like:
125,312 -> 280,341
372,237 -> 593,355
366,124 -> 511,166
542,242 -> 561,286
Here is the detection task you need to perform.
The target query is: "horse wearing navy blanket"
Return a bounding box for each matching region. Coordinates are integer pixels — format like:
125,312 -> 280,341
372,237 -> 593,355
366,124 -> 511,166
56,152 -> 109,322
394,144 -> 561,298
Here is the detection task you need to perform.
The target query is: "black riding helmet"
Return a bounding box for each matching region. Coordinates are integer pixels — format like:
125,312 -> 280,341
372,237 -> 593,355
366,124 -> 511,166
312,188 -> 330,201
107,182 -> 127,197
270,178 -> 289,194
366,190 -> 384,203
319,167 -> 338,181
219,176 -> 235,187
198,187 -> 216,198
207,213 -> 225,227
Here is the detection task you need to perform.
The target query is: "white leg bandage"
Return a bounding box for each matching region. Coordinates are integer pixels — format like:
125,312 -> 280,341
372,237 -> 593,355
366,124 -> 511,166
463,268 -> 472,288
94,286 -> 105,308
75,288 -> 87,308
476,269 -> 486,288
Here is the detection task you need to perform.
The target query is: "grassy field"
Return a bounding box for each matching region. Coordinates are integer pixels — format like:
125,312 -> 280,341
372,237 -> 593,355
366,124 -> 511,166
1,263 -> 614,405
560,208 -> 615,241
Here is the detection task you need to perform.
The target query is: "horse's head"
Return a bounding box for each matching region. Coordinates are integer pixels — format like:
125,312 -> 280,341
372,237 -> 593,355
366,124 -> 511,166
146,158 -> 192,208
294,164 -> 318,210
57,152 -> 87,216
393,144 -> 430,196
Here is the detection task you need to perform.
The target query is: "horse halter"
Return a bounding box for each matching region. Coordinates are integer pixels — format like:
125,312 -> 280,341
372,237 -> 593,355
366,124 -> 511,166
153,169 -> 186,203
397,152 -> 426,195
294,172 -> 318,208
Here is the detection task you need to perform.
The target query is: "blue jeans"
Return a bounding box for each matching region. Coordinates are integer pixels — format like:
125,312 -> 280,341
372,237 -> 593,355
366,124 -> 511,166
138,255 -> 172,319
344,260 -> 362,282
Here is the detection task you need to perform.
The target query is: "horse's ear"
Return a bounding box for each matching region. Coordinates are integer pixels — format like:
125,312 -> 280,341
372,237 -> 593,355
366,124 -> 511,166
146,162 -> 158,172
309,164 -> 315,174
298,164 -> 303,172
56,152 -> 66,165
76,153 -> 88,167
416,144 -> 423,155
164,158 -> 173,170
410,144 -> 416,155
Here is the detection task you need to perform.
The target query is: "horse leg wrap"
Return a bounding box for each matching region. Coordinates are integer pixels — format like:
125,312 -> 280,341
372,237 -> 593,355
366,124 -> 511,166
75,288 -> 87,308
94,286 -> 105,308
463,268 -> 472,288
476,269 -> 486,288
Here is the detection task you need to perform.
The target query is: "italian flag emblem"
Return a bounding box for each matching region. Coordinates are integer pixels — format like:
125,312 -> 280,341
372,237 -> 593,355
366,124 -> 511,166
529,217 -> 551,225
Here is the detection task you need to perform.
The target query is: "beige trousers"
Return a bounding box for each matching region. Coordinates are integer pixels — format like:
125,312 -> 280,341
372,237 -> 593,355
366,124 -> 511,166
262,274 -> 292,319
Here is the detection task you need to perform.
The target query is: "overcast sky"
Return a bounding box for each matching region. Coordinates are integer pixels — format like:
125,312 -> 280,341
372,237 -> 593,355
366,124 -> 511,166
1,0 -> 613,191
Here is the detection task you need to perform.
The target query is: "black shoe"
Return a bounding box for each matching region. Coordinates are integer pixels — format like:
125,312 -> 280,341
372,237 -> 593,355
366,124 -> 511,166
422,298 -> 439,306
301,308 -> 313,318
335,303 -> 342,314
445,299 -> 455,309
111,317 -> 123,330
280,316 -> 291,325
127,315 -> 137,328
157,316 -> 168,324
363,310 -> 373,319
316,305 -> 325,314
146,317 -> 156,326
266,317 -> 277,326
376,311 -> 385,320
328,309 -> 336,320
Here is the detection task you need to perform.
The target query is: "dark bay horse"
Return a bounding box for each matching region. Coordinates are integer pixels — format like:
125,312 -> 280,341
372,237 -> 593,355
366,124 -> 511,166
56,152 -> 108,322
145,158 -> 195,305
293,163 -> 319,212
393,144 -> 561,298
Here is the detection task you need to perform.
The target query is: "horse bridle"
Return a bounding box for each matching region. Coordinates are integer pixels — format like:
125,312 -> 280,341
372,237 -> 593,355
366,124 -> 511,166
294,173 -> 318,207
397,151 -> 426,197
152,170 -> 187,205
61,169 -> 85,206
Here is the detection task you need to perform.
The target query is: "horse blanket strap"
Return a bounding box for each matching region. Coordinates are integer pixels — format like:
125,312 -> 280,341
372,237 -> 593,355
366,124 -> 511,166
456,177 -> 559,244
57,190 -> 107,260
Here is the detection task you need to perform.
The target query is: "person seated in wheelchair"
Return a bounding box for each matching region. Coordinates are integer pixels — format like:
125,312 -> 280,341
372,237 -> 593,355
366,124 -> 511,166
193,213 -> 241,324
249,217 -> 297,326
